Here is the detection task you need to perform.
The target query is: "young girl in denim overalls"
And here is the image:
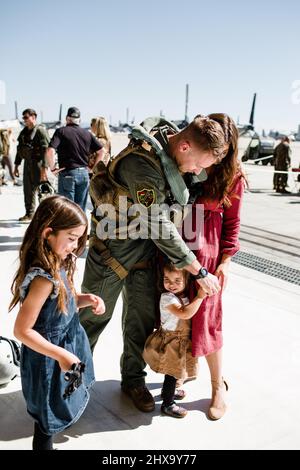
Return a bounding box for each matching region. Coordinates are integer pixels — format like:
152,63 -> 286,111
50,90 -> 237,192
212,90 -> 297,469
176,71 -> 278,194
10,195 -> 105,450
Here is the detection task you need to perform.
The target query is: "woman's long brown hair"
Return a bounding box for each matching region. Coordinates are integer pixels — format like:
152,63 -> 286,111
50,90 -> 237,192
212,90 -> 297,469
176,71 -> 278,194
199,113 -> 246,206
9,195 -> 88,313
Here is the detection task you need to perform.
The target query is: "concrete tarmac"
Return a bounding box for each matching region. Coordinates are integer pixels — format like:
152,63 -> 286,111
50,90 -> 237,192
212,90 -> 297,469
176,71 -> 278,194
0,134 -> 300,450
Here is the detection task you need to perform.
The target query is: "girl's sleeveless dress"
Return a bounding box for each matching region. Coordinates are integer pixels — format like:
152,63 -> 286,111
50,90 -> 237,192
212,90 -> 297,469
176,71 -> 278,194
19,267 -> 95,435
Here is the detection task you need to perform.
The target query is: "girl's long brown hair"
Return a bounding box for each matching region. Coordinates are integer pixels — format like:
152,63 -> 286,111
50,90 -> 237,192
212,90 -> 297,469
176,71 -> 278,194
9,195 -> 88,313
198,113 -> 246,206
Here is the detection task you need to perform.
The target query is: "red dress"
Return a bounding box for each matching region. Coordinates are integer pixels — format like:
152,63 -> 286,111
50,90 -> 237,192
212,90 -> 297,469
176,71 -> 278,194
185,176 -> 244,357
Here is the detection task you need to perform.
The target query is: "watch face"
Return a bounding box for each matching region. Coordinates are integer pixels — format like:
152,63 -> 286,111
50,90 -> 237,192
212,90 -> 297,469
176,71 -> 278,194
200,267 -> 208,277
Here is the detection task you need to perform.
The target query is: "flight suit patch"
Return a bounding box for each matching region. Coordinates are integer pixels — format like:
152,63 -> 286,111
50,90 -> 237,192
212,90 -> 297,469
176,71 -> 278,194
136,188 -> 155,208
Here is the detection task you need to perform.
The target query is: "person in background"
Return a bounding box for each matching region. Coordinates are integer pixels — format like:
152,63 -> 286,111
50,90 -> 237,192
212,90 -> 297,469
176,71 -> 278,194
46,107 -> 104,211
89,116 -> 112,168
0,128 -> 21,186
273,136 -> 291,193
14,109 -> 50,222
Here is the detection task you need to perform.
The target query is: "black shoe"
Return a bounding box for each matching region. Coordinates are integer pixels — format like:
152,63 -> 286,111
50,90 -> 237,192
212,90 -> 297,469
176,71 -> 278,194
122,385 -> 155,412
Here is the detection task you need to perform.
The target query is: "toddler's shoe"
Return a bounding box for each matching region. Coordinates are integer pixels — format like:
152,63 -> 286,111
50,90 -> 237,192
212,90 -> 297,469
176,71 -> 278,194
161,402 -> 187,418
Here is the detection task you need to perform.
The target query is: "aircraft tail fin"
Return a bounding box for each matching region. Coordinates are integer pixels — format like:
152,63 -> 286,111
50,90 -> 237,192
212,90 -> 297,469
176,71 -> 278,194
249,93 -> 256,127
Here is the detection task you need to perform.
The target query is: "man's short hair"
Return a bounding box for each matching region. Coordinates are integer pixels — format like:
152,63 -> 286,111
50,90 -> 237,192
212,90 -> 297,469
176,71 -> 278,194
22,108 -> 37,118
182,115 -> 225,153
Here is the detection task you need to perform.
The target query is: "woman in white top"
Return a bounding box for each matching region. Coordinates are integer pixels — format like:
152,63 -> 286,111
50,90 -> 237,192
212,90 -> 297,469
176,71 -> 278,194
143,261 -> 206,418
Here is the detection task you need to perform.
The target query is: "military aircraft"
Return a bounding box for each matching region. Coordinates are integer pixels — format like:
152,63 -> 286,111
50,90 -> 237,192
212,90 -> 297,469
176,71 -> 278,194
0,101 -> 22,131
41,104 -> 63,131
0,118 -> 21,130
170,84 -> 190,129
237,93 -> 258,160
109,120 -> 134,133
237,93 -> 256,137
238,94 -> 278,165
269,129 -> 295,141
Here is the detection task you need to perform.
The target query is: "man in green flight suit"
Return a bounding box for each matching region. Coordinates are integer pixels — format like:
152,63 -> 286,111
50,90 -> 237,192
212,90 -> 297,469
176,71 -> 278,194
80,115 -> 227,412
14,108 -> 50,222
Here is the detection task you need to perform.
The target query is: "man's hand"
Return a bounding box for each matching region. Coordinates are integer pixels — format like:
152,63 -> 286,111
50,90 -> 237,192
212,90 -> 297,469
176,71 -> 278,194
40,167 -> 48,182
184,259 -> 202,275
14,165 -> 19,178
51,167 -> 65,176
196,272 -> 221,296
184,260 -> 221,295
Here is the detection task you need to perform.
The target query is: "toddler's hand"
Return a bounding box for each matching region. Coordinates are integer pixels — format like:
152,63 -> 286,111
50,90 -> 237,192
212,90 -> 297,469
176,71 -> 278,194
197,287 -> 207,299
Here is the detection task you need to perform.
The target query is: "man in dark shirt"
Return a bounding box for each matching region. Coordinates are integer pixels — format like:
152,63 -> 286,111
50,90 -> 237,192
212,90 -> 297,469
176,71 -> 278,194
14,108 -> 50,222
46,107 -> 103,211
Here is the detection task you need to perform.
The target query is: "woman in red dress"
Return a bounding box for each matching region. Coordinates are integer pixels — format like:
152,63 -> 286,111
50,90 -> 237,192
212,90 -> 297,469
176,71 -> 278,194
186,113 -> 246,420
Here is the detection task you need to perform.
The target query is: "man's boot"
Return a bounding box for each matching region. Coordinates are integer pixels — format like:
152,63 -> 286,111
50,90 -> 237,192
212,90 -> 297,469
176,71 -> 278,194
122,385 -> 155,412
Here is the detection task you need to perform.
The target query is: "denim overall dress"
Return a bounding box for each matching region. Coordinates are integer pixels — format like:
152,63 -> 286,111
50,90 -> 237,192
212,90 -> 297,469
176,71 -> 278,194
19,267 -> 95,435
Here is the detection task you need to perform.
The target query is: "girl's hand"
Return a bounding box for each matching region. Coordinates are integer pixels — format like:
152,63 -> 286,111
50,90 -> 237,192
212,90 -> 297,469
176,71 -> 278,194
58,352 -> 80,372
87,294 -> 106,315
214,262 -> 230,292
77,293 -> 106,315
196,287 -> 207,299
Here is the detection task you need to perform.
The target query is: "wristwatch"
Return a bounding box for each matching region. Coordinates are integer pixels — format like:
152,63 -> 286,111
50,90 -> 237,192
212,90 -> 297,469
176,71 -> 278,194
191,267 -> 208,279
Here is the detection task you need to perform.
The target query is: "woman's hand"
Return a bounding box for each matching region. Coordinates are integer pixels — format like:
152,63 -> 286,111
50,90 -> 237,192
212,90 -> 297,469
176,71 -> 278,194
214,262 -> 230,292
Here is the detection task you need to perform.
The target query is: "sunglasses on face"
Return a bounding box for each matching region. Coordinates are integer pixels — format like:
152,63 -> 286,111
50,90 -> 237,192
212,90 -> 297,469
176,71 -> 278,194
22,116 -> 30,120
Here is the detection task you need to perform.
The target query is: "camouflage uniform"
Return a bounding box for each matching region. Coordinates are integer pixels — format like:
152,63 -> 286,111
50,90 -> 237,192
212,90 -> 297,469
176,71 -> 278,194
273,142 -> 291,192
15,125 -> 50,216
80,124 -> 197,390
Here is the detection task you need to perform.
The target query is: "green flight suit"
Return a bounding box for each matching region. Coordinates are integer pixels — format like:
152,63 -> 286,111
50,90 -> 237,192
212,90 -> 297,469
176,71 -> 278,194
15,125 -> 50,216
80,134 -> 196,389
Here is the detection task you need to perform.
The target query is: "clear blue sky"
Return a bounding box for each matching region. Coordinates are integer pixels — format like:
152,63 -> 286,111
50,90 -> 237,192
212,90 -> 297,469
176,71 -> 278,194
1,0 -> 300,132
